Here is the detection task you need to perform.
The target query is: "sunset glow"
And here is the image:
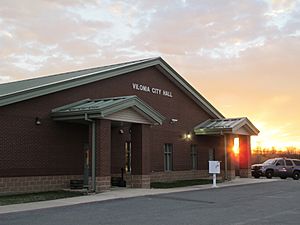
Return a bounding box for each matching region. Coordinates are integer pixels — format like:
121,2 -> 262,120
1,1 -> 299,151
233,138 -> 240,156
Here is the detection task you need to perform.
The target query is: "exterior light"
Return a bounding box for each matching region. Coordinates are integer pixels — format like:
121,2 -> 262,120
35,117 -> 41,125
183,133 -> 192,140
170,118 -> 178,124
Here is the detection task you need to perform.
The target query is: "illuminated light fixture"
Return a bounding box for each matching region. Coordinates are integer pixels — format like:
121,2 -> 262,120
35,117 -> 41,125
119,129 -> 124,134
170,118 -> 178,124
183,133 -> 192,140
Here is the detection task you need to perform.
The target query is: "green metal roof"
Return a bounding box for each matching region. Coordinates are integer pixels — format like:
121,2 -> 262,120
51,95 -> 165,125
194,117 -> 259,136
0,57 -> 224,119
0,58 -> 155,97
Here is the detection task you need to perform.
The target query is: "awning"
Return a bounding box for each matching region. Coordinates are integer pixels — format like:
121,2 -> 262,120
51,95 -> 165,125
194,117 -> 259,136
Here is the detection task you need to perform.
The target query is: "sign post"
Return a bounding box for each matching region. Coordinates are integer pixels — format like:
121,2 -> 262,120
209,161 -> 220,188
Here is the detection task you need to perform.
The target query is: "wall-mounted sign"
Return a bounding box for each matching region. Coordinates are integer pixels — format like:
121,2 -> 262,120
132,83 -> 173,98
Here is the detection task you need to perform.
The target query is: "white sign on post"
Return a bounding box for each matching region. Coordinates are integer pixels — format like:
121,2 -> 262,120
209,161 -> 220,188
209,161 -> 220,174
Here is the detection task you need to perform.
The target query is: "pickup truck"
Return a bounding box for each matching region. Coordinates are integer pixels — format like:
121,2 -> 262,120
251,158 -> 300,180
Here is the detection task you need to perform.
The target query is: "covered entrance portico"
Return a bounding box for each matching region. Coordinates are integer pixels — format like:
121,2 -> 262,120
194,117 -> 259,180
51,96 -> 165,192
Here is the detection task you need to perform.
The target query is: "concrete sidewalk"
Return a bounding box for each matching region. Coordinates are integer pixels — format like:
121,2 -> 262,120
0,178 -> 280,215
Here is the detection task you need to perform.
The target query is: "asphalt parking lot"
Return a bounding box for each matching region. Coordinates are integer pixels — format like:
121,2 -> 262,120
0,179 -> 299,225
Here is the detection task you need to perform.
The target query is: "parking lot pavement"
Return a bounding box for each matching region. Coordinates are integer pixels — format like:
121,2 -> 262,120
1,179 -> 299,225
0,177 -> 280,215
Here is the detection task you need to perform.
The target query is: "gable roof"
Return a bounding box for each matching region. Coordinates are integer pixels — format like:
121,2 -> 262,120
51,95 -> 165,125
194,117 -> 259,136
0,57 -> 224,119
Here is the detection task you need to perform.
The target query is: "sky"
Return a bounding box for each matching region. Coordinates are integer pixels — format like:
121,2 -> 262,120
0,0 -> 300,150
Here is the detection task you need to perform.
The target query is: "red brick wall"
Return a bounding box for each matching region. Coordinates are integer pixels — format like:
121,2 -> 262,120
150,170 -> 209,182
0,114 -> 88,177
131,124 -> 151,175
0,175 -> 82,194
95,120 -> 111,177
0,66 -> 220,177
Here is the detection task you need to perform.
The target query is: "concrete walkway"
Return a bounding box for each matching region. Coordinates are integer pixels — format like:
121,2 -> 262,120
0,177 -> 280,215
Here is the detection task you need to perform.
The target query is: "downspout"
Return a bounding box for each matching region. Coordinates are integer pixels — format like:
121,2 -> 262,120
85,113 -> 96,192
91,121 -> 96,192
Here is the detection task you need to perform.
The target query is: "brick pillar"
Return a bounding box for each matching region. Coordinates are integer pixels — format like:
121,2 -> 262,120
239,135 -> 251,178
95,119 -> 111,192
131,124 -> 151,188
225,134 -> 236,180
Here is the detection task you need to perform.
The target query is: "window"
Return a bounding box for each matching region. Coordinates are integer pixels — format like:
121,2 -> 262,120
276,159 -> 284,166
164,144 -> 173,171
263,159 -> 276,165
286,160 -> 293,166
209,148 -> 215,161
125,141 -> 131,173
191,145 -> 197,170
293,160 -> 300,166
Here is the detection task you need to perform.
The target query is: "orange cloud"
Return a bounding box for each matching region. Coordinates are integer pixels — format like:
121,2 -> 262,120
0,0 -> 299,149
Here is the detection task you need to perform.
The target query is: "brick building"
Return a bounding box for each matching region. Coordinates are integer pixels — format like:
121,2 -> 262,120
0,57 -> 259,194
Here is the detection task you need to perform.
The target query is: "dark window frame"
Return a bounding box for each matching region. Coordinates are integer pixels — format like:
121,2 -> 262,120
191,144 -> 198,170
125,141 -> 131,173
164,144 -> 173,171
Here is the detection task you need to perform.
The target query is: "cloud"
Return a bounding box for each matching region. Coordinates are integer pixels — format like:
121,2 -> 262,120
0,75 -> 11,83
126,0 -> 271,56
0,0 -> 300,147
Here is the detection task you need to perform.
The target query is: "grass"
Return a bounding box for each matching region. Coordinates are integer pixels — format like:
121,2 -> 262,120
0,180 -> 221,205
0,190 -> 85,206
150,179 -> 221,188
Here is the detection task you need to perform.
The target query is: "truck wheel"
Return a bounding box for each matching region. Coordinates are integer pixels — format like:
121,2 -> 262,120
292,171 -> 300,180
266,170 -> 273,179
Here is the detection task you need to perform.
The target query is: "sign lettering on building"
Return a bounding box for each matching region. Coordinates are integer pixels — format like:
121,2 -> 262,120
132,83 -> 173,98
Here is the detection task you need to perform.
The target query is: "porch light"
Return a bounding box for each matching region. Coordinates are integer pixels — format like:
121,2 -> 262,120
183,133 -> 192,140
35,117 -> 41,125
170,118 -> 178,124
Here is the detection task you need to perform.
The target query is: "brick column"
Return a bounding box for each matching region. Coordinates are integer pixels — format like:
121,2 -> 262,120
225,134 -> 236,180
131,124 -> 151,188
95,119 -> 111,192
239,135 -> 251,178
